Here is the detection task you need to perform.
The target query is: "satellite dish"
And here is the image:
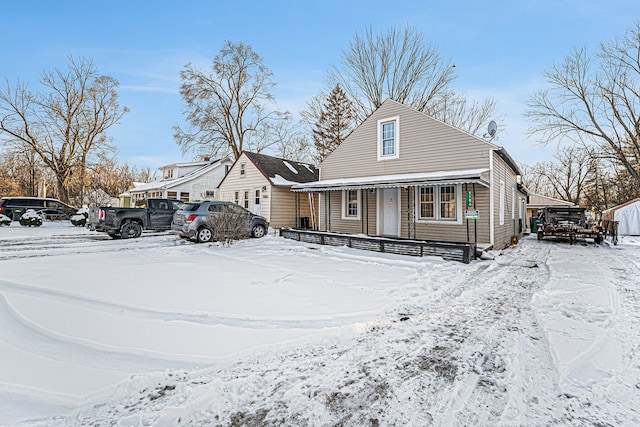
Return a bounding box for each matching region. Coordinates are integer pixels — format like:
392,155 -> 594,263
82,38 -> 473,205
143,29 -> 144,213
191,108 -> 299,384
484,120 -> 498,140
487,121 -> 497,137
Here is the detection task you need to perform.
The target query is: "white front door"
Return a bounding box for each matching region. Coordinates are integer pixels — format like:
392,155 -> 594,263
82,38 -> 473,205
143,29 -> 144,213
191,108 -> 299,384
253,189 -> 261,215
380,188 -> 399,236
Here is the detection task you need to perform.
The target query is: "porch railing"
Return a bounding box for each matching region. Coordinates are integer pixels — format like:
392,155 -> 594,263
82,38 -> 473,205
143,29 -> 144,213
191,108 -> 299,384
279,228 -> 476,263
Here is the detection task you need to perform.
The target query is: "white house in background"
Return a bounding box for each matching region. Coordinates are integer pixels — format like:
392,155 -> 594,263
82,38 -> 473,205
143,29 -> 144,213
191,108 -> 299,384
130,157 -> 232,205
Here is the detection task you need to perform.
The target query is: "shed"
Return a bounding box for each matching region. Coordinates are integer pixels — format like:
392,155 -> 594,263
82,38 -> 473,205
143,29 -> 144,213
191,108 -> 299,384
602,198 -> 640,235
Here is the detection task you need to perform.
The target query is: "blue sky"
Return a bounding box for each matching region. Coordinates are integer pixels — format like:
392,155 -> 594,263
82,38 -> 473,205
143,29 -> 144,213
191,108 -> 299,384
1,1 -> 638,169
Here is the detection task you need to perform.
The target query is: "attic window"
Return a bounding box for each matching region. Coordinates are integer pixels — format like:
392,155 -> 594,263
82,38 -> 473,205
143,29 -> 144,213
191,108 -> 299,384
240,163 -> 246,177
377,116 -> 399,161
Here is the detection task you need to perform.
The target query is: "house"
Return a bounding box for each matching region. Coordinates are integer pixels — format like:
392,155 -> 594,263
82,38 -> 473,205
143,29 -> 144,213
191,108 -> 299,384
130,157 -> 232,205
292,99 -> 528,251
526,194 -> 574,230
602,198 -> 640,235
217,151 -> 319,229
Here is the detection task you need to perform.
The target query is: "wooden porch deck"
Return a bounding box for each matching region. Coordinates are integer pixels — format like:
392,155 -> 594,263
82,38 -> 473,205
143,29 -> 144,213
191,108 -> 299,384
279,228 -> 476,263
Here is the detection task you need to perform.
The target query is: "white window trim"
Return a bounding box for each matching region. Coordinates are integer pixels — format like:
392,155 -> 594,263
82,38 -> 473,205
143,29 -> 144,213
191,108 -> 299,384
377,116 -> 400,161
414,184 -> 462,225
341,189 -> 361,220
240,163 -> 246,177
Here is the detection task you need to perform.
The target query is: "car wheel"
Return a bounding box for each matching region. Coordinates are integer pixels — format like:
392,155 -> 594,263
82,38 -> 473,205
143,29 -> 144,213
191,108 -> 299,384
196,226 -> 213,243
251,224 -> 266,238
121,222 -> 143,239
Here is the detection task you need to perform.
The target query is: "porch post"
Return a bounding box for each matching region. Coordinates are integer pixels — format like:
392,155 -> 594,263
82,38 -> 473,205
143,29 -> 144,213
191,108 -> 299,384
295,192 -> 300,228
327,191 -> 331,232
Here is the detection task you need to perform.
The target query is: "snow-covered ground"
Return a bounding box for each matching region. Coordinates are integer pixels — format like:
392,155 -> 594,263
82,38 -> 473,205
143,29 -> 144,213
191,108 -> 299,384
1,221 -> 639,426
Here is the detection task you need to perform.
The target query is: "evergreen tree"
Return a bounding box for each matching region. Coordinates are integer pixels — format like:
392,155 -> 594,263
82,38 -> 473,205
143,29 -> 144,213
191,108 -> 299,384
312,84 -> 354,162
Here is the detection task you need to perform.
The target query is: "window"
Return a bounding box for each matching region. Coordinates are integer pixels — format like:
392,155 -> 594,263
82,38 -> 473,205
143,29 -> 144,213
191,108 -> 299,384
382,122 -> 395,155
254,189 -> 261,205
234,191 -> 239,205
240,164 -> 246,177
440,186 -> 456,219
342,189 -> 360,220
416,185 -> 459,222
244,191 -> 249,209
419,187 -> 434,219
377,116 -> 400,160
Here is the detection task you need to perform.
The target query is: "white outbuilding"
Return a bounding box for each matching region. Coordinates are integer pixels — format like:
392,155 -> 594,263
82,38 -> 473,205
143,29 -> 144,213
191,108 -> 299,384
602,198 -> 640,235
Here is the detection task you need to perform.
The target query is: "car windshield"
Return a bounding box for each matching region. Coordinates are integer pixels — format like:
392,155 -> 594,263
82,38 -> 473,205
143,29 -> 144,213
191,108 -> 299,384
181,203 -> 200,212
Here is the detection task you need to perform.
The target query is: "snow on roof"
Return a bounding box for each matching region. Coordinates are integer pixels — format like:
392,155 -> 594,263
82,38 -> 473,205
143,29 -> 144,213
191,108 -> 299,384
293,169 -> 490,192
283,161 -> 298,174
270,174 -> 301,187
131,159 -> 226,193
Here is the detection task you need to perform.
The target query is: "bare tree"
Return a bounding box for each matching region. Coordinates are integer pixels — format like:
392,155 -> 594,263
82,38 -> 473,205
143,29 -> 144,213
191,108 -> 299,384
0,56 -> 127,203
331,25 -> 456,123
427,90 -> 498,135
527,23 -> 640,188
268,112 -> 313,162
328,25 -> 498,135
174,41 -> 284,160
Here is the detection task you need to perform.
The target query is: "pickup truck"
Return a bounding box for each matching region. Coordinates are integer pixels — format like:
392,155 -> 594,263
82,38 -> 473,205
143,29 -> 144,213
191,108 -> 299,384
87,198 -> 184,239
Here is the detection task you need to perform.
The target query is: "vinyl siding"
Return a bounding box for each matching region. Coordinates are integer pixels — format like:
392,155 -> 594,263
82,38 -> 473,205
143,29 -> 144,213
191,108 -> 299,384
217,153 -> 272,221
491,152 -> 521,249
320,100 -> 494,180
317,185 -> 492,245
270,189 -> 318,229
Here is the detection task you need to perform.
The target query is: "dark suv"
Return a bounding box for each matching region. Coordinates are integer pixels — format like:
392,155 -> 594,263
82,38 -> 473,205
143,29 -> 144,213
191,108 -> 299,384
0,197 -> 77,220
171,201 -> 268,243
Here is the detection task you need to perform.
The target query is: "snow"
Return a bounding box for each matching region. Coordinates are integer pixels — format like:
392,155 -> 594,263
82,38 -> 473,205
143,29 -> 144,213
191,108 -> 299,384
293,168 -> 490,191
270,174 -> 300,187
282,160 -> 299,174
1,221 -> 639,426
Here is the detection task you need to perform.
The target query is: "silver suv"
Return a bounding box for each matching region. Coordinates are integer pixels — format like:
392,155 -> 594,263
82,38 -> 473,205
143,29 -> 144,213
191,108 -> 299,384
171,201 -> 268,243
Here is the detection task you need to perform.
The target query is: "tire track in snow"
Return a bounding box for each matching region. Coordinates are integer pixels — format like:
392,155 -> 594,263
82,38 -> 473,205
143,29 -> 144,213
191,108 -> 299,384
0,279 -> 377,330
0,232 -> 179,261
436,239 -> 558,426
0,294 -> 204,371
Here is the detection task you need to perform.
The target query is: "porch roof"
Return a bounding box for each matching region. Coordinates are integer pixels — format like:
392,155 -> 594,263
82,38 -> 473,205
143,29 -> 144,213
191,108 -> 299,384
292,168 -> 491,192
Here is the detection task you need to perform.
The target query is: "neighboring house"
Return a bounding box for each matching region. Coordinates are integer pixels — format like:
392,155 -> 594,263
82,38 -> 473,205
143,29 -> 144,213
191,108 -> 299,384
526,194 -> 574,229
130,157 -> 232,204
602,198 -> 640,235
293,99 -> 528,250
217,151 -> 319,229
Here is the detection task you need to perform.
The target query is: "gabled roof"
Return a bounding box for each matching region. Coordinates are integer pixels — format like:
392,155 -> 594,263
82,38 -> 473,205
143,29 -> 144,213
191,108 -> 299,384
132,158 -> 229,193
528,194 -> 574,207
220,151 -> 319,188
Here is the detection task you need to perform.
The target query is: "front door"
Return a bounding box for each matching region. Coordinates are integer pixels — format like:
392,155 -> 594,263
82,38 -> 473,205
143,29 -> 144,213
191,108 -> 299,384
380,188 -> 399,237
253,189 -> 261,215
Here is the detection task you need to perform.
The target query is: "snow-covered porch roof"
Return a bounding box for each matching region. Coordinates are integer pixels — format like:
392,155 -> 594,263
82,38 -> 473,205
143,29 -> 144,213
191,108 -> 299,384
292,169 -> 491,192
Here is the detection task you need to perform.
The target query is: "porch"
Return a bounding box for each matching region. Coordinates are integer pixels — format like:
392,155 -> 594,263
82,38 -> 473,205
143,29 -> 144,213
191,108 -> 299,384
279,228 -> 477,263
291,169 -> 491,246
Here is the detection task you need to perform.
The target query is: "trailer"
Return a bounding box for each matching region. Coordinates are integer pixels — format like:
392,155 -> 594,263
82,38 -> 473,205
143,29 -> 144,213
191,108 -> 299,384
536,206 -> 605,245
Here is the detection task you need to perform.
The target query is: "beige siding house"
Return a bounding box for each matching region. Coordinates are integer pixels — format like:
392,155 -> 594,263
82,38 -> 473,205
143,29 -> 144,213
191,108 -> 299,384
130,157 -> 232,205
293,99 -> 528,250
217,152 -> 318,229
